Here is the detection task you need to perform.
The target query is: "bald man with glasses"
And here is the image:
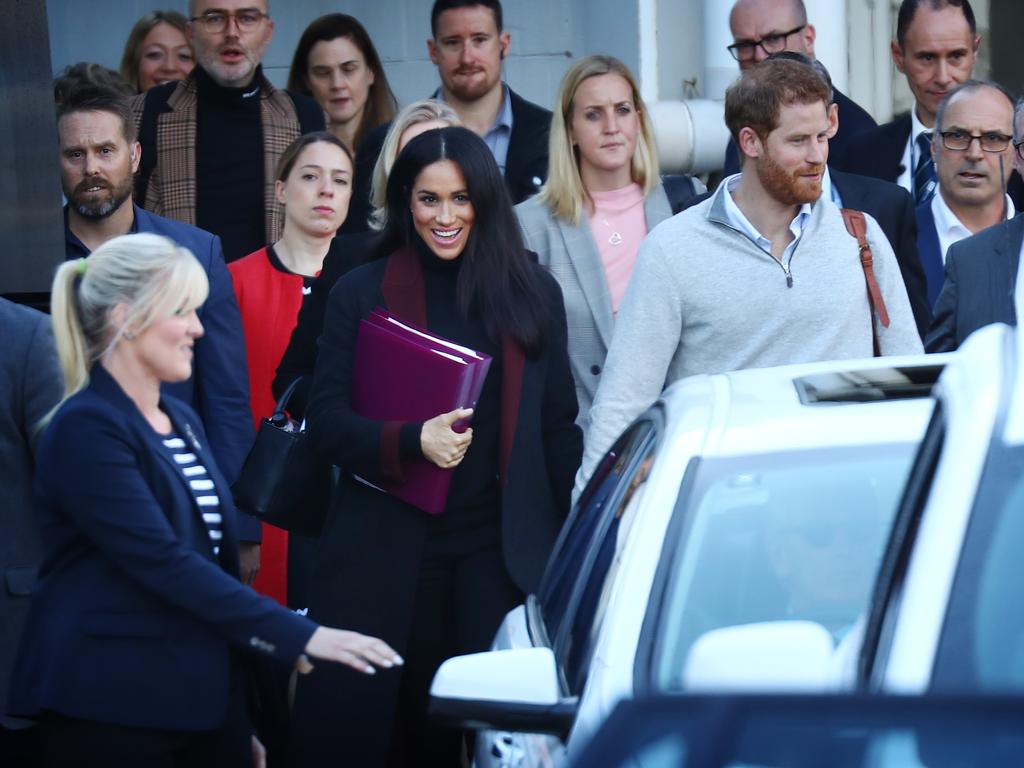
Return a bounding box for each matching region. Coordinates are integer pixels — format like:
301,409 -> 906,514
722,0 -> 876,175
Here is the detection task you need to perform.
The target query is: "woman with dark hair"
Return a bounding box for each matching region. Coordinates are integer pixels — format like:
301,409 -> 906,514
290,126 -> 583,766
287,14 -> 397,155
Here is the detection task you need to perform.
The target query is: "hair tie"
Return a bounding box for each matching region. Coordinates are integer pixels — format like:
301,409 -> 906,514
76,257 -> 87,276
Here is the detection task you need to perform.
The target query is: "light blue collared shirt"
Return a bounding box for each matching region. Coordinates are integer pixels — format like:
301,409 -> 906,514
435,84 -> 514,175
821,167 -> 844,208
721,173 -> 813,271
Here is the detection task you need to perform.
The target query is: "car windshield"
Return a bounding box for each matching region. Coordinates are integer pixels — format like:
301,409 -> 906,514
650,444 -> 917,692
932,442 -> 1024,692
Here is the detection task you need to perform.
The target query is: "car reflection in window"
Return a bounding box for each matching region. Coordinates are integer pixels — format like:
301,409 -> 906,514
651,444 -> 917,692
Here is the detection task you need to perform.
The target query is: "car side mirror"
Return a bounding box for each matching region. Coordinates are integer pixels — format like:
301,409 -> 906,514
429,648 -> 577,738
683,621 -> 835,691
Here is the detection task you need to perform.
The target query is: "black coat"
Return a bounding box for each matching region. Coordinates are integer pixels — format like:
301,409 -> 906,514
271,229 -> 386,416
724,88 -> 877,175
926,214 -> 1023,352
830,169 -> 932,339
289,247 -> 582,765
342,87 -> 553,234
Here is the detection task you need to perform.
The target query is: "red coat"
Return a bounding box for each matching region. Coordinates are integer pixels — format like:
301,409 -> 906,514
229,247 -> 310,605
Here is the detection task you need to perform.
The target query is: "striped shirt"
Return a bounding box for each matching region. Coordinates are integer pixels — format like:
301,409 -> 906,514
161,434 -> 224,557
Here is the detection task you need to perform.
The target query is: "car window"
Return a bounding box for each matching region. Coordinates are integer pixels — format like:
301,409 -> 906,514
650,444 -> 917,693
932,442 -> 1024,692
537,418 -> 659,685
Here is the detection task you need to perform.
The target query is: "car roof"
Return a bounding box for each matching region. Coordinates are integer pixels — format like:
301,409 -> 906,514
657,354 -> 949,459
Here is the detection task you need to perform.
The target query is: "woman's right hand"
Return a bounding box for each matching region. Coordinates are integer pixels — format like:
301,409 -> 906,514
420,408 -> 474,469
298,627 -> 404,675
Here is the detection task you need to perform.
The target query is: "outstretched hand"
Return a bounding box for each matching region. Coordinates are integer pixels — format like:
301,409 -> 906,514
298,627 -> 404,675
420,408 -> 474,469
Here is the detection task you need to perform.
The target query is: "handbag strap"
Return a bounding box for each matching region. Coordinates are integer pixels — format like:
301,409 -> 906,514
272,376 -> 306,418
840,208 -> 890,357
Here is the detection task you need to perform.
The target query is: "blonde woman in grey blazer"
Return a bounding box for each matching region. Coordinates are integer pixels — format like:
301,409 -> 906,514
516,54 -> 704,429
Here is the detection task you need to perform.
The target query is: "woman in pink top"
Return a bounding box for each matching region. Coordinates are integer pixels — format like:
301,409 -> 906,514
515,55 -> 704,428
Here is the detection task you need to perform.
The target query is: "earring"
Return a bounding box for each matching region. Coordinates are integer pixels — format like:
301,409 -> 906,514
124,330 -> 136,341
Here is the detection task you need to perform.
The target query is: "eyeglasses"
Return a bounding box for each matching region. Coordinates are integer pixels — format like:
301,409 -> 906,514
727,25 -> 807,62
1014,139 -> 1024,161
939,130 -> 1012,153
189,9 -> 268,33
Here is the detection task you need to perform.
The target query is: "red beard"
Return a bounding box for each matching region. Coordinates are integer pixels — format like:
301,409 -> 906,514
757,151 -> 824,206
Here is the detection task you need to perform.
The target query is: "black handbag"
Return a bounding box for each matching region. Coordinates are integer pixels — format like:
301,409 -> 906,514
231,377 -> 332,537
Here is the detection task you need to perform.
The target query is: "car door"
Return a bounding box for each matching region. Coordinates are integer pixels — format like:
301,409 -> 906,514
476,413 -> 662,768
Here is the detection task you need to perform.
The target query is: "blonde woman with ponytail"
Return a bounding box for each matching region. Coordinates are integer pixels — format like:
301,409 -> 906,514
9,233 -> 400,766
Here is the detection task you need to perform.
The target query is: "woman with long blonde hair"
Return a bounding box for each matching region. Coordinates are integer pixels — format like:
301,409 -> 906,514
515,54 -> 705,428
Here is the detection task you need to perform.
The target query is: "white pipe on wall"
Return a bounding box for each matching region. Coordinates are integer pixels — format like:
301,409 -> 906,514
806,0 -> 849,94
703,0 -> 737,100
649,99 -> 731,175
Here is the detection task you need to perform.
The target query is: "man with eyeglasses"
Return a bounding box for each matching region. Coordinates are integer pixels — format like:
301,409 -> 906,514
722,0 -> 876,176
926,83 -> 1023,353
915,80 -> 1016,310
131,0 -> 325,263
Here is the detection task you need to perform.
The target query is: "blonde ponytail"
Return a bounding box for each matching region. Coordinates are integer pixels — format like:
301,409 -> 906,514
43,234 -> 208,424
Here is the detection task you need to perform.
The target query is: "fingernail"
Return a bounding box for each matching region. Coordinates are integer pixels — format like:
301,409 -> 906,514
394,655 -> 405,665
365,665 -> 376,675
380,660 -> 394,668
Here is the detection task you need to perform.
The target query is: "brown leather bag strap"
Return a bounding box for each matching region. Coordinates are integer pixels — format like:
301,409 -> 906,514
841,208 -> 890,356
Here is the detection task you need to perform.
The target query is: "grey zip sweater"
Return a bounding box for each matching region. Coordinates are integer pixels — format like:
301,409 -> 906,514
578,183 -> 923,489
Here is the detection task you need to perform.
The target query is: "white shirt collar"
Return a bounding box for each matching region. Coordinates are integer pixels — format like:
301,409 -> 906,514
722,173 -> 813,253
931,191 -> 1016,265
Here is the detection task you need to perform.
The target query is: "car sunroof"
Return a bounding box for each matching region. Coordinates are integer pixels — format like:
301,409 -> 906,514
794,365 -> 945,404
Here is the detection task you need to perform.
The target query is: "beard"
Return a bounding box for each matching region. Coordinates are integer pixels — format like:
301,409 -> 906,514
443,66 -> 499,103
757,151 -> 824,206
66,174 -> 134,220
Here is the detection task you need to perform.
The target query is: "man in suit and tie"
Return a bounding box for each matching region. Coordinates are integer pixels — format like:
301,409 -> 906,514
916,80 -> 1015,309
721,0 -> 877,176
839,0 -> 980,205
926,96 -> 1024,352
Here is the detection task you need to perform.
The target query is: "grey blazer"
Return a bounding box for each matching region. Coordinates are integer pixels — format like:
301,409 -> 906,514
0,298 -> 61,726
516,186 -> 675,427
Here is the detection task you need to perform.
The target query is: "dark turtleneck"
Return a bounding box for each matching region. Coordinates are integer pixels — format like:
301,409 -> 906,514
194,64 -> 265,263
413,235 -> 503,535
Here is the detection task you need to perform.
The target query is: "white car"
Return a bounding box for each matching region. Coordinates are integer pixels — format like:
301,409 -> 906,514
430,353 -> 947,767
863,322 -> 1024,694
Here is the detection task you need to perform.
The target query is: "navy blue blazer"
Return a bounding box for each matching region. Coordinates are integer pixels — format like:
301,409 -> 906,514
7,366 -> 315,730
65,205 -> 257,540
926,214 -> 1023,352
914,201 -> 946,309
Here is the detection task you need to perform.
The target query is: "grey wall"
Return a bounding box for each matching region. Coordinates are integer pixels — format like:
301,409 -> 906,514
47,0 -> 645,112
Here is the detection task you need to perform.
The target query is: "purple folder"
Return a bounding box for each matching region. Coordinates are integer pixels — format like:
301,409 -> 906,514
351,308 -> 492,514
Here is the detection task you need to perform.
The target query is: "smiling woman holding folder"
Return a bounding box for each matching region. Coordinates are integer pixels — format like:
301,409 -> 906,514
291,126 -> 584,766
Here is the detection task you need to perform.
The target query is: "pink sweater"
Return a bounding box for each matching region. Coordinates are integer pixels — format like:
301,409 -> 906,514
587,183 -> 647,313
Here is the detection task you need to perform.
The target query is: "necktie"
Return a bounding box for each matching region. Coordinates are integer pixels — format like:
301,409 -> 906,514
914,132 -> 937,204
